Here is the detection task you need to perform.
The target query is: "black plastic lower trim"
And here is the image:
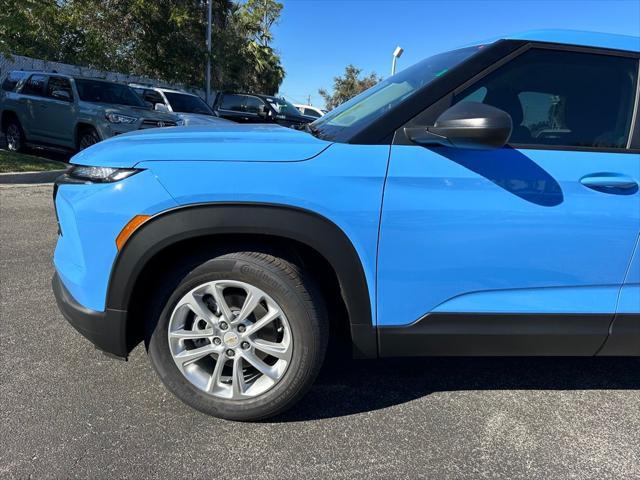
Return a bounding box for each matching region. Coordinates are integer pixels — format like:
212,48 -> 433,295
598,314 -> 640,356
52,273 -> 128,359
377,312 -> 626,357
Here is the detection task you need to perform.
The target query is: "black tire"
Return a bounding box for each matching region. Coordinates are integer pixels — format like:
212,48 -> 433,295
146,251 -> 329,421
5,117 -> 25,152
77,127 -> 100,151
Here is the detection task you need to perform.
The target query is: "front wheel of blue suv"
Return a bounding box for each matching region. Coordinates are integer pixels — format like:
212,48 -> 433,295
146,250 -> 329,421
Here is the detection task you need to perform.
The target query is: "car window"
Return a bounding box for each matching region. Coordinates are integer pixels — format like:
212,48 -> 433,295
142,89 -> 165,105
75,79 -> 147,107
303,108 -> 321,118
313,46 -> 483,141
453,49 -> 638,149
244,96 -> 265,114
220,94 -> 245,112
46,76 -> 73,100
165,92 -> 214,115
2,71 -> 28,91
21,74 -> 47,96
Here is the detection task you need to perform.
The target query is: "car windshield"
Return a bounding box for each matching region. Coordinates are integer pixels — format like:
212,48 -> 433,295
265,97 -> 302,116
312,46 -> 483,142
165,92 -> 214,115
75,79 -> 147,107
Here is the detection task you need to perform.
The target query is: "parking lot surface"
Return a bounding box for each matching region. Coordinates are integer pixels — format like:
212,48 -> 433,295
1,184 -> 639,479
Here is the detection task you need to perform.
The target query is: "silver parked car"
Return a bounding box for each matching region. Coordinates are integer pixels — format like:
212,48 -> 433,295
130,84 -> 233,127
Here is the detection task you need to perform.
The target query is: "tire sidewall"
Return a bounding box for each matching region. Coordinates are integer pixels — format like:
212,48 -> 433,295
148,254 -> 323,420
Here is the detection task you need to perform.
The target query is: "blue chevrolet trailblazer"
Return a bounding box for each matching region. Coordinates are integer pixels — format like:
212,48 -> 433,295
53,30 -> 640,420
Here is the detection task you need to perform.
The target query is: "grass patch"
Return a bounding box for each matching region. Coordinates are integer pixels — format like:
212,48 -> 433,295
0,149 -> 67,173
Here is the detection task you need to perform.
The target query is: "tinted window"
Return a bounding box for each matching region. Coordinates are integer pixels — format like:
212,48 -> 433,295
75,79 -> 146,107
303,108 -> 321,118
165,92 -> 213,115
454,49 -> 638,149
244,96 -> 265,114
21,74 -> 47,96
142,89 -> 164,105
220,94 -> 245,112
46,76 -> 73,100
2,71 -> 27,91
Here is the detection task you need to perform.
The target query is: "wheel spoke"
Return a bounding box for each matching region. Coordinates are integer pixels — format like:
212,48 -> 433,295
174,344 -> 217,367
241,350 -> 278,380
244,308 -> 280,336
252,338 -> 291,360
235,286 -> 262,324
211,285 -> 234,323
177,291 -> 214,322
231,356 -> 246,398
169,328 -> 214,340
206,354 -> 227,392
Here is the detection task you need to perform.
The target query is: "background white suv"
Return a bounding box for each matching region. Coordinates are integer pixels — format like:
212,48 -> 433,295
130,84 -> 232,126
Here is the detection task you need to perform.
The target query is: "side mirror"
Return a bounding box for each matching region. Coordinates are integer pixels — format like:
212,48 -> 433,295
51,90 -> 71,102
405,102 -> 512,150
154,102 -> 170,112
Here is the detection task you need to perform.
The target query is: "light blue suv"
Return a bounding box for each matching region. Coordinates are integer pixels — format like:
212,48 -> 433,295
52,31 -> 640,421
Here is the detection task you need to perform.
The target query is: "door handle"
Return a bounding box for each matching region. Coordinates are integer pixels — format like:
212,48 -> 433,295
580,173 -> 638,194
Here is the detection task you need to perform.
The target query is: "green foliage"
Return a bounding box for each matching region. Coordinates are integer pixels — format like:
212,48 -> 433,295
0,0 -> 285,95
319,65 -> 380,110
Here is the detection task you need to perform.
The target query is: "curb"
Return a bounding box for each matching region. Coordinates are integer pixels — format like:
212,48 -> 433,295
0,170 -> 66,184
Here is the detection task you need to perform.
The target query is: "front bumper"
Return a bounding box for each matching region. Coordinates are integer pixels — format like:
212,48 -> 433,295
52,272 -> 129,359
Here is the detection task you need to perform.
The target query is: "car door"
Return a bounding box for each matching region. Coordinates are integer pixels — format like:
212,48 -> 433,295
18,74 -> 48,141
378,46 -> 640,355
216,94 -> 252,122
244,95 -> 270,123
39,76 -> 76,147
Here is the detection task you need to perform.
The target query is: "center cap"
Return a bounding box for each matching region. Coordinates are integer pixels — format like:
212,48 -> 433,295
223,331 -> 240,348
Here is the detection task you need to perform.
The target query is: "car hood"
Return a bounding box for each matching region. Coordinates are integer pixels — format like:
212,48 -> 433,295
71,123 -> 332,168
177,113 -> 233,126
88,103 -> 178,121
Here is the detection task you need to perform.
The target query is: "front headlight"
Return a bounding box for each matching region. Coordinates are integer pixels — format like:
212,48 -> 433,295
105,113 -> 138,124
64,165 -> 142,183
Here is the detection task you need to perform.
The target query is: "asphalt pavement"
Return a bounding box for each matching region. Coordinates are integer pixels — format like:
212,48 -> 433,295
1,184 -> 639,479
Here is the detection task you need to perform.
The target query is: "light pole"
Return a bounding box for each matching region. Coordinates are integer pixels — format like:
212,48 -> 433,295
205,0 -> 213,104
391,46 -> 404,76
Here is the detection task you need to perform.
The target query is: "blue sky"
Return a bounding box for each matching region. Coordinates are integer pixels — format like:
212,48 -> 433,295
272,0 -> 640,108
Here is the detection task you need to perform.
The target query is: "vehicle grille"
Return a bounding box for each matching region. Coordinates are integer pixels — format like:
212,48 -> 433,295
140,119 -> 177,129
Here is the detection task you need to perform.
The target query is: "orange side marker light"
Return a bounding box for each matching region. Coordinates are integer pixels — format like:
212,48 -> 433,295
116,215 -> 151,251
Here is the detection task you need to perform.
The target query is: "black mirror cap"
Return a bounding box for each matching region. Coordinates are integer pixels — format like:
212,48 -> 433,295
406,102 -> 513,150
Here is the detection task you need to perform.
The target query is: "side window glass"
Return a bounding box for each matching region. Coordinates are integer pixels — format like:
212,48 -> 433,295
458,86 -> 487,104
46,76 -> 73,100
21,74 -> 47,97
244,96 -> 264,114
2,72 -> 27,91
220,94 -> 245,112
454,49 -> 638,149
143,90 -> 164,105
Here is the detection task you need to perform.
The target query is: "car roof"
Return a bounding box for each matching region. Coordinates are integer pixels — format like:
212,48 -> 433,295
129,84 -> 194,95
501,29 -> 640,53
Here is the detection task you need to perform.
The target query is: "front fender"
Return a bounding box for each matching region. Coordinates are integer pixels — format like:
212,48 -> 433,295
106,203 -> 377,357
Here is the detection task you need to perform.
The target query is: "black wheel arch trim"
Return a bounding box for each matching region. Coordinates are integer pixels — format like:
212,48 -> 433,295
106,202 -> 378,358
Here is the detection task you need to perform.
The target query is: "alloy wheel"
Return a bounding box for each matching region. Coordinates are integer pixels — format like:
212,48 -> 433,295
6,124 -> 22,151
168,280 -> 293,400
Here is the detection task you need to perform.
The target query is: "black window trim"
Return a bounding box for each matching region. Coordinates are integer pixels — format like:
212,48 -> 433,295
393,41 -> 640,154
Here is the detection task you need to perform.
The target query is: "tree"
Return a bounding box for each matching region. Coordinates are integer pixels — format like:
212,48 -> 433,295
0,0 -> 286,95
319,65 -> 380,110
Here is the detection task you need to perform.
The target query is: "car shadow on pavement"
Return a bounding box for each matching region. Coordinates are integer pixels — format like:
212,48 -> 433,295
274,352 -> 640,422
